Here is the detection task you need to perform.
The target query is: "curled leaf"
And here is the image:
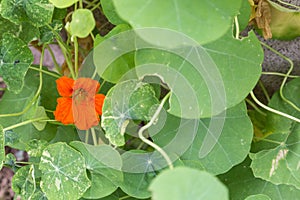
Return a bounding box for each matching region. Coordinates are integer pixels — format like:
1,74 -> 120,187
249,0 -> 272,39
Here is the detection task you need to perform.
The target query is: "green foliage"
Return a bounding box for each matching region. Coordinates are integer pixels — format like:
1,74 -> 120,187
70,141 -> 123,199
112,0 -> 243,44
250,78 -> 300,189
0,33 -> 33,93
245,194 -> 271,200
219,157 -> 300,199
149,167 -> 228,200
0,68 -> 58,149
134,30 -> 263,118
101,80 -> 159,146
0,0 -> 54,27
2,0 -> 300,199
94,24 -> 134,83
151,102 -> 253,175
49,0 -> 78,8
101,0 -> 126,25
39,142 -> 91,200
12,165 -> 43,199
120,150 -> 157,198
68,9 -> 95,38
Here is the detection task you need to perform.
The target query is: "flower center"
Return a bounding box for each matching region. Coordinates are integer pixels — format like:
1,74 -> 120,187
73,88 -> 88,103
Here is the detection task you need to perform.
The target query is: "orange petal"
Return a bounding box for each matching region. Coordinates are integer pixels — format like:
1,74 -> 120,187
54,97 -> 74,124
56,76 -> 74,97
74,78 -> 100,95
73,99 -> 99,130
95,94 -> 105,115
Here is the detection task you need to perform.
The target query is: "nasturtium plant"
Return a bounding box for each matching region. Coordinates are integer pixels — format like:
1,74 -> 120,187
12,165 -> 40,199
151,102 -> 253,175
149,167 -> 229,200
39,142 -> 91,200
0,33 -> 33,93
1,0 -> 300,199
112,0 -> 243,44
219,157 -> 300,200
101,80 -> 159,146
68,9 -> 95,38
250,78 -> 300,189
245,194 -> 271,200
49,0 -> 79,8
70,141 -> 123,199
0,0 -> 54,27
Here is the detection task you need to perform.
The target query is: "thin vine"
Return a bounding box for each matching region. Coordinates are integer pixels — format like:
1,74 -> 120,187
0,45 -> 46,118
260,41 -> 300,112
138,92 -> 174,170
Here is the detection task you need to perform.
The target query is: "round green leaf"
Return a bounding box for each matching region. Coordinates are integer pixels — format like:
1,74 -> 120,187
49,0 -> 79,8
94,24 -> 134,83
0,0 -> 29,24
219,157 -> 300,200
24,0 -> 54,27
149,167 -> 228,200
101,0 -> 126,25
50,126 -> 79,144
237,0 -> 251,31
1,0 -> 54,27
0,16 -> 39,43
120,150 -> 158,199
0,33 -> 33,93
94,29 -> 263,119
32,106 -> 49,131
0,68 -> 57,150
112,0 -> 243,44
69,9 -> 95,38
101,80 -> 159,146
12,165 -> 37,199
70,141 -> 123,199
151,102 -> 253,175
245,194 -> 271,200
39,142 -> 91,200
250,78 -> 300,189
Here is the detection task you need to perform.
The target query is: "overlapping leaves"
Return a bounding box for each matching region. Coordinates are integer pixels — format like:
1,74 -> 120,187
151,102 -> 253,175
0,0 -> 54,27
95,29 -> 263,119
0,33 -> 33,93
219,157 -> 300,199
39,142 -> 91,200
112,0 -> 243,44
150,167 -> 228,200
70,141 -> 123,199
0,67 -> 58,149
101,80 -> 159,146
250,78 -> 300,189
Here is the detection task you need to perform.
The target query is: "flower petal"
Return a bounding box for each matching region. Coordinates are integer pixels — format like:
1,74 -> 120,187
56,76 -> 74,97
54,97 -> 74,124
95,94 -> 105,115
73,99 -> 99,130
73,78 -> 100,95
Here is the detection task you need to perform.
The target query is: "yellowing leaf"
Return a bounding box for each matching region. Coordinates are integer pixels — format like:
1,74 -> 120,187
249,0 -> 272,39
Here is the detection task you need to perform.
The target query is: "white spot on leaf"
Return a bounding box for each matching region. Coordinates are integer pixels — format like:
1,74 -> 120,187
297,161 -> 300,170
269,149 -> 288,177
42,151 -> 51,158
55,178 -> 61,190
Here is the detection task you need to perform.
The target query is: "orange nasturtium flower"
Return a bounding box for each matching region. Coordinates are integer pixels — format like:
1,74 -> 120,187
54,76 -> 105,130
